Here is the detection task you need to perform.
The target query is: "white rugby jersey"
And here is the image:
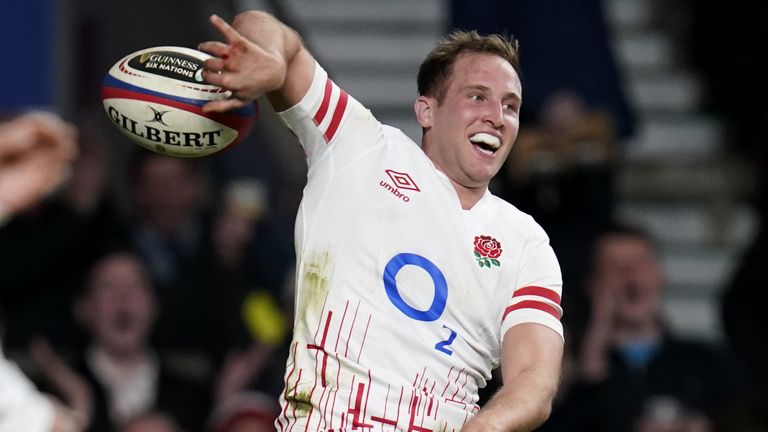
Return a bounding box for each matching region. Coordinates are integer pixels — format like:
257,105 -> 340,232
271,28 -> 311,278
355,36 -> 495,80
276,63 -> 563,432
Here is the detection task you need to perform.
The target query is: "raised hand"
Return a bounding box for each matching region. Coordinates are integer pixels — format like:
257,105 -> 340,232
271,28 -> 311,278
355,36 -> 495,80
198,14 -> 289,113
0,112 -> 77,218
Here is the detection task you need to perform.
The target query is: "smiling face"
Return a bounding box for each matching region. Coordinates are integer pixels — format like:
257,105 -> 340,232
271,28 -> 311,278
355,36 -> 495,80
593,234 -> 665,328
78,252 -> 156,358
416,52 -> 522,203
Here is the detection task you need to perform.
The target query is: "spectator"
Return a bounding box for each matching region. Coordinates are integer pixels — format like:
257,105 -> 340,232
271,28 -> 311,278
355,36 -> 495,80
53,250 -> 210,432
544,224 -> 744,431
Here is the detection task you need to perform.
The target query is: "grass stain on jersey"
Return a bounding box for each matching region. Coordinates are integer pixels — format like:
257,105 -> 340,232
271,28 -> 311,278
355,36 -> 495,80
300,251 -> 334,313
286,390 -> 313,415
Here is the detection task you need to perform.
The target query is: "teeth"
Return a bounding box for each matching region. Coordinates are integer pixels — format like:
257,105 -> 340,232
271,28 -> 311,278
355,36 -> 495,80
469,132 -> 500,150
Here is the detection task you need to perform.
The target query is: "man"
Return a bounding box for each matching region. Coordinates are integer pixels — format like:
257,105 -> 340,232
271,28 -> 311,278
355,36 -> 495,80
0,111 -> 82,432
68,250 -> 209,432
199,11 -> 564,432
572,225 -> 743,431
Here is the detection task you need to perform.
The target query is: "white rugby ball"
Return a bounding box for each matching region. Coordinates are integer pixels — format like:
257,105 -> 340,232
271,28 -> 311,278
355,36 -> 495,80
101,46 -> 256,158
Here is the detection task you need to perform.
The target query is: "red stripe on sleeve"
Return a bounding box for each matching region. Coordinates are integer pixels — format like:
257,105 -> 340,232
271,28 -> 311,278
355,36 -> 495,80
313,78 -> 333,125
513,286 -> 561,305
324,90 -> 348,143
503,300 -> 561,321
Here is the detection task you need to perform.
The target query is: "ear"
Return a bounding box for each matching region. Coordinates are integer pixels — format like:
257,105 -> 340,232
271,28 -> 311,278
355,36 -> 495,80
414,95 -> 434,128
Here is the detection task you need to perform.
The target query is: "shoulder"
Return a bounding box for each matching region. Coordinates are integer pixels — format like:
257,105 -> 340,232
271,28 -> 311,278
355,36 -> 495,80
382,125 -> 422,150
488,193 -> 551,242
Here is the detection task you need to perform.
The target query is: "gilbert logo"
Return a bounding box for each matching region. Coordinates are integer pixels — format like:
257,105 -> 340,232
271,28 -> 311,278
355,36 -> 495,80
380,169 -> 420,202
147,106 -> 171,126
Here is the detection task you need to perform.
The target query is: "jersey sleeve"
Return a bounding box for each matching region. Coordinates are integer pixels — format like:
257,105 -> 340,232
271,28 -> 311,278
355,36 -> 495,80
277,62 -> 383,170
500,222 -> 564,343
0,355 -> 54,432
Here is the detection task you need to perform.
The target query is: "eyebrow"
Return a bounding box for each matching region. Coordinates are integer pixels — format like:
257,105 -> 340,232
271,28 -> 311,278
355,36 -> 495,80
463,84 -> 521,101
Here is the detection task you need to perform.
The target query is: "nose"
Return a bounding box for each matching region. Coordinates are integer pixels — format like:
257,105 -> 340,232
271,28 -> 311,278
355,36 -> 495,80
483,102 -> 504,129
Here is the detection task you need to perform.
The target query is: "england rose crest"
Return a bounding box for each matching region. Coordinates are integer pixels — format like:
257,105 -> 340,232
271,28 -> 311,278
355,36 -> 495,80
473,235 -> 502,268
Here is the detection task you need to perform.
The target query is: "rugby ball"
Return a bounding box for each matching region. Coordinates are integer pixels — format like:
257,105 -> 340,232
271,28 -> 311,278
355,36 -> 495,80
101,46 -> 256,158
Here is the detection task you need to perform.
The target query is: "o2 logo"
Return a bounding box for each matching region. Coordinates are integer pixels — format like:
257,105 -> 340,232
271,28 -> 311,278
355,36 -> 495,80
383,253 -> 457,355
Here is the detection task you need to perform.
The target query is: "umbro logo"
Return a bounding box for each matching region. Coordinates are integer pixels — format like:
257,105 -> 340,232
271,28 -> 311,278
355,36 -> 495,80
380,169 -> 420,202
386,170 -> 420,191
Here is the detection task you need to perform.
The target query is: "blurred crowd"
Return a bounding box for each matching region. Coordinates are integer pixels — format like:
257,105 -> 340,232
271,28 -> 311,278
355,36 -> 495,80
2,0 -> 767,431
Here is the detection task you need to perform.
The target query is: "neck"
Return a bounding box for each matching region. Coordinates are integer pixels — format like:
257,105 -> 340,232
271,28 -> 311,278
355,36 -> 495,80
97,345 -> 150,370
449,179 -> 487,210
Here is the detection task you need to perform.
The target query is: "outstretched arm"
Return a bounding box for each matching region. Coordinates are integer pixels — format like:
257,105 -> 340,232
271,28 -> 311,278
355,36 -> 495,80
462,323 -> 563,432
199,11 -> 316,113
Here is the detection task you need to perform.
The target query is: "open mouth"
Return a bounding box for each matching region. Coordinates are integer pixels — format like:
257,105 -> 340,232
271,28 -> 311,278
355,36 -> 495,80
469,132 -> 501,155
624,283 -> 645,303
112,310 -> 138,332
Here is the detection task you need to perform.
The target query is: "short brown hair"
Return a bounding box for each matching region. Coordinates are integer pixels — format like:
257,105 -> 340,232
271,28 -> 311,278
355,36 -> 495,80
417,30 -> 521,104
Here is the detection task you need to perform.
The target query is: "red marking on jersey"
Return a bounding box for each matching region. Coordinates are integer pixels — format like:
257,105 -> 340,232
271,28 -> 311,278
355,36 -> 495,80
344,300 -> 361,358
324,90 -> 348,142
307,310 -> 333,387
327,356 -> 343,429
289,369 -> 304,432
449,368 -> 465,401
417,367 -> 427,389
347,382 -> 373,429
440,367 -> 455,397
313,78 -> 333,125
371,415 -> 398,426
407,395 -> 433,432
362,370 -> 373,425
514,286 -> 561,305
443,368 -> 471,410
356,314 -> 372,363
334,301 -> 350,352
311,291 -> 331,342
457,370 -> 470,404
314,385 -> 332,432
371,384 -> 404,427
504,300 -> 562,320
303,311 -> 332,431
425,381 -> 437,417
278,342 -> 300,431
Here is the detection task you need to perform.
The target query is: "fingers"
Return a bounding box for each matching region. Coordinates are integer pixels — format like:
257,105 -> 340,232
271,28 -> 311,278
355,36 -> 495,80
209,14 -> 242,44
203,57 -> 227,75
198,41 -> 230,58
202,98 -> 248,114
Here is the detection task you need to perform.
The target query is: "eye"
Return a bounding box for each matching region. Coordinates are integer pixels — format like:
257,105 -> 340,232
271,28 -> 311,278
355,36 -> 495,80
503,102 -> 519,113
470,94 -> 483,102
